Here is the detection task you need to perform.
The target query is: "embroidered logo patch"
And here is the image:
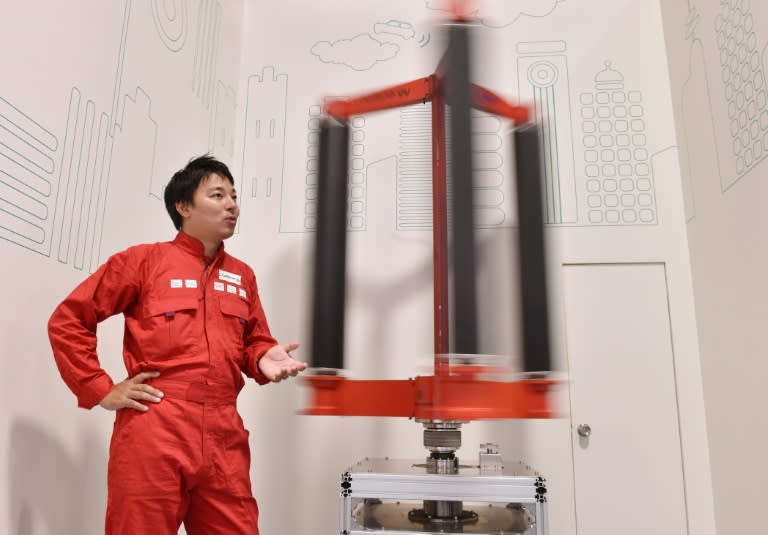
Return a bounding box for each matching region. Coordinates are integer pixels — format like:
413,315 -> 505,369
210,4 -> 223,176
218,269 -> 241,286
213,281 -> 225,292
239,288 -> 247,299
226,284 -> 237,294
170,279 -> 183,288
185,279 -> 197,288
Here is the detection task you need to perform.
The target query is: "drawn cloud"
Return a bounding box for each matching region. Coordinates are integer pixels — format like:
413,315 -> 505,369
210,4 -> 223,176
311,34 -> 400,71
424,0 -> 565,28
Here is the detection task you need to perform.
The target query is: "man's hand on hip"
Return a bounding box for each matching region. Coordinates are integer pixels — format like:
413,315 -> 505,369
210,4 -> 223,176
99,371 -> 164,412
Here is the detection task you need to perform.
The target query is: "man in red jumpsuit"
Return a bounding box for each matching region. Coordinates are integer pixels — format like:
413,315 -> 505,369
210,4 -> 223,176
48,155 -> 307,534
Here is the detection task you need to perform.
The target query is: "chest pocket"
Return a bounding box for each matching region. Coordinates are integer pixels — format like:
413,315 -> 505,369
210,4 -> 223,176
218,296 -> 249,354
143,297 -> 202,356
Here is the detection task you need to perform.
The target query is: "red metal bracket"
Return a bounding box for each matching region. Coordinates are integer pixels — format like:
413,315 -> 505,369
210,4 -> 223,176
302,371 -> 556,420
472,85 -> 530,123
324,77 -> 434,119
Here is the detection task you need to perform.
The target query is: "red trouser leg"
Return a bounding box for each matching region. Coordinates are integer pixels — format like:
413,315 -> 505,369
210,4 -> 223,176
105,399 -> 258,534
184,405 -> 259,534
105,401 -> 194,535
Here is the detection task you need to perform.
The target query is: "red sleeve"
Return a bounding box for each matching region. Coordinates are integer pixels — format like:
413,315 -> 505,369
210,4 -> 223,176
241,269 -> 277,385
48,248 -> 142,409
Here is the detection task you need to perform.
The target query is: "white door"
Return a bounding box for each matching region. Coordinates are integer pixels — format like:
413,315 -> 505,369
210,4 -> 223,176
562,263 -> 688,534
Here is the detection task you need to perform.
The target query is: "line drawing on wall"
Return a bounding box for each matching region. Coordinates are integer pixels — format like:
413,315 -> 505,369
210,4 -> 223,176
0,0 -> 134,266
372,18 -> 432,48
0,0 -> 239,268
366,155 -> 398,231
397,104 -> 432,230
674,0 -> 768,197
305,103 -> 367,231
54,91 -> 107,270
0,96 -> 58,254
110,0 -> 132,138
193,0 -> 220,108
311,34 -> 400,71
516,40 -> 577,224
210,81 -> 237,164
374,19 -> 416,40
473,113 -> 506,227
305,105 -> 321,230
309,16 -> 432,71
650,146 -> 679,221
240,67 -> 288,231
577,61 -> 657,226
151,0 -> 188,52
119,86 -> 159,202
712,0 -> 768,190
424,0 -> 566,28
56,83 -> 158,271
0,0 -> 226,270
679,1 -> 720,222
397,104 -> 509,231
348,116 -> 368,230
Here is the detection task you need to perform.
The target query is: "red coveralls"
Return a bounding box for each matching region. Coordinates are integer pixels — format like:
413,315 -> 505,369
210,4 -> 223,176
48,231 -> 277,534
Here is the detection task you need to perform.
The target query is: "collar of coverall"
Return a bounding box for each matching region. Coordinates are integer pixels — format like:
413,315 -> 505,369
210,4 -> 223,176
173,230 -> 225,265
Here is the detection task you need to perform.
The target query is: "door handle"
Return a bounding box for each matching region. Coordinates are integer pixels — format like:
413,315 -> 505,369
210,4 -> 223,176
577,424 -> 592,438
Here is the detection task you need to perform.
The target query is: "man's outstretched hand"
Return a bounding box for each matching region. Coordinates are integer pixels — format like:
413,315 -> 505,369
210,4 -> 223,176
99,371 -> 164,412
258,342 -> 307,382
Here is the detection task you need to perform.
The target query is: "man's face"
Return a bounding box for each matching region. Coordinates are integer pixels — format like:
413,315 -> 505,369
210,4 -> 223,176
176,173 -> 239,244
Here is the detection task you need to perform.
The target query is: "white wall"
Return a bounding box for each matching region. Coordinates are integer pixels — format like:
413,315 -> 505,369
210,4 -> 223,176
0,0 -> 244,532
1,0 -> 715,534
659,0 -> 768,532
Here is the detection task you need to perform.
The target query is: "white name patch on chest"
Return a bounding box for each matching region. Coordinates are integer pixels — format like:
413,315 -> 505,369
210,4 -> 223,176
213,281 -> 225,292
185,279 -> 197,288
226,284 -> 237,294
218,269 -> 241,286
170,279 -> 183,288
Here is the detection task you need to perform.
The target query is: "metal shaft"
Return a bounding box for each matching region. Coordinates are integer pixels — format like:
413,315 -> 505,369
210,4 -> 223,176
422,422 -> 464,520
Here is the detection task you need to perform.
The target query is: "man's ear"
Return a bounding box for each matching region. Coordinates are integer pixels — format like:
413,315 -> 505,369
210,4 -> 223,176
176,200 -> 191,220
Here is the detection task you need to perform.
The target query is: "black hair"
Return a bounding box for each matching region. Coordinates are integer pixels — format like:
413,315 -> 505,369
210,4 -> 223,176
164,154 -> 235,230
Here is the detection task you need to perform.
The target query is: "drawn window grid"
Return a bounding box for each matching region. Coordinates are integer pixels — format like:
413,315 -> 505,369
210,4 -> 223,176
397,104 -> 506,230
304,106 -> 366,231
579,67 -> 657,226
245,68 -> 288,209
348,117 -> 366,231
715,0 -> 768,178
250,115 -> 279,199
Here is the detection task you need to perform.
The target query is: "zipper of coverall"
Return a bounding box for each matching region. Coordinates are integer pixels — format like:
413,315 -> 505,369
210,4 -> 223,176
201,258 -> 214,370
199,258 -> 213,464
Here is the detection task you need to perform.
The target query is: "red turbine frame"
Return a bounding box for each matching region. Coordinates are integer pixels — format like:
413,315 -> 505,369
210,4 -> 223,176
303,32 -> 557,422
